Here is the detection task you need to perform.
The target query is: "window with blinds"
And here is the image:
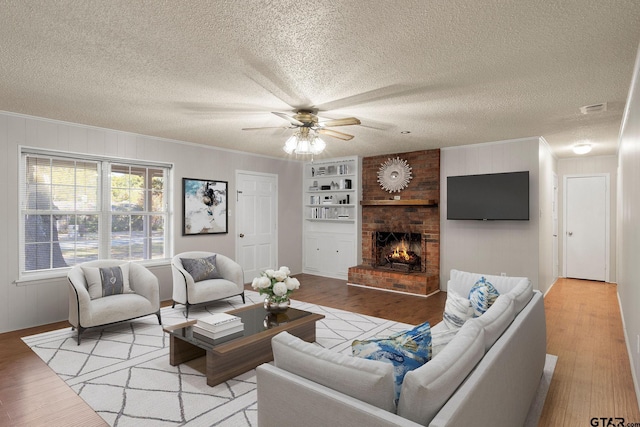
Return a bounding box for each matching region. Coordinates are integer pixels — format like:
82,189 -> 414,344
20,150 -> 171,274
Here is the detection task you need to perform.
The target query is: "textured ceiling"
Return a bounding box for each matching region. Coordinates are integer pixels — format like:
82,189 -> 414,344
1,1 -> 639,160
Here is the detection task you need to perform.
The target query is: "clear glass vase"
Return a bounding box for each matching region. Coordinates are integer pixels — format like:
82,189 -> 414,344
264,296 -> 290,313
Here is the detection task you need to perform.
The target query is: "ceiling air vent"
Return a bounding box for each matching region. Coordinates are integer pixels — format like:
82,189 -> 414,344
580,103 -> 607,114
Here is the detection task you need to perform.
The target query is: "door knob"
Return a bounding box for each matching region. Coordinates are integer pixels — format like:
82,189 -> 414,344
568,232 -> 573,236
239,233 -> 245,238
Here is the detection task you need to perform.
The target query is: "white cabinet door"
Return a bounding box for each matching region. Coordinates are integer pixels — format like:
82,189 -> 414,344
303,233 -> 354,279
304,235 -> 322,272
333,235 -> 355,277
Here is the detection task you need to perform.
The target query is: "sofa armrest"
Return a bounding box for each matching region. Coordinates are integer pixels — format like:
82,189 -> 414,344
215,254 -> 244,291
171,260 -> 193,304
67,269 -> 92,328
257,364 -> 421,427
429,291 -> 546,427
128,262 -> 160,311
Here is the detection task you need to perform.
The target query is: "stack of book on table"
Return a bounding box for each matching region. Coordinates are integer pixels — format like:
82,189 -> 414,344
192,313 -> 244,344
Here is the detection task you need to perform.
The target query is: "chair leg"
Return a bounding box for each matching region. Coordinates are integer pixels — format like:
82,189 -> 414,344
156,310 -> 162,325
76,326 -> 84,345
172,300 -> 176,309
185,303 -> 190,318
241,292 -> 245,304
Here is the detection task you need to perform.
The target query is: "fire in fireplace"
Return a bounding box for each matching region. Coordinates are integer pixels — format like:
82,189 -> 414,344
373,232 -> 423,272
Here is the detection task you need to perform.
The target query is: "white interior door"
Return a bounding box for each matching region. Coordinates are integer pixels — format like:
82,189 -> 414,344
564,175 -> 608,281
235,171 -> 277,283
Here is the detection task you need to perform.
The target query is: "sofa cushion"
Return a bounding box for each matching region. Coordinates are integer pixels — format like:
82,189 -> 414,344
397,321 -> 485,425
431,327 -> 459,358
442,290 -> 474,330
352,321 -> 432,402
88,293 -> 153,327
449,269 -> 528,295
181,255 -> 223,282
271,331 -> 397,413
82,263 -> 132,299
468,277 -> 500,317
507,277 -> 534,313
470,294 -> 516,351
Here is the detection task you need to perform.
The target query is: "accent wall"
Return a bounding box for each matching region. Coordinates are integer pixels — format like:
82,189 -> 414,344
440,137 -> 557,293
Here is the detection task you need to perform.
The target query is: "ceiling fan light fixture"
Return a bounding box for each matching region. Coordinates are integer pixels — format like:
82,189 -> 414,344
283,134 -> 298,154
295,137 -> 312,154
250,110 -> 359,155
282,129 -> 326,155
572,142 -> 592,155
310,135 -> 326,154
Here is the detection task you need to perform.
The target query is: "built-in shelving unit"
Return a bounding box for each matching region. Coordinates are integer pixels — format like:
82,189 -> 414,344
302,156 -> 361,280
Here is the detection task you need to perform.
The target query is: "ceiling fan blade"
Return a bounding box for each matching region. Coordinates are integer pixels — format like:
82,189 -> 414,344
242,126 -> 291,131
272,112 -> 304,126
318,128 -> 354,141
318,117 -> 361,127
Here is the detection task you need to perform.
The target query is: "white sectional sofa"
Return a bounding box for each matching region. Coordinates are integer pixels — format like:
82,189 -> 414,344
256,269 -> 547,427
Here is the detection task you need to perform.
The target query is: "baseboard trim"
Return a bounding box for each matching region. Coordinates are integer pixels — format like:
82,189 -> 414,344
543,277 -> 560,297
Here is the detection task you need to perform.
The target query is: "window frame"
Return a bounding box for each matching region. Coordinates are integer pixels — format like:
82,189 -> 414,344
18,147 -> 173,281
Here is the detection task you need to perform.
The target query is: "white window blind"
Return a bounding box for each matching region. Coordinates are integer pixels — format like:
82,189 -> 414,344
20,150 -> 171,275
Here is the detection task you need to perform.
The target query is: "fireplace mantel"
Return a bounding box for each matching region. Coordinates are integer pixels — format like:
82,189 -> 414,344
360,199 -> 438,207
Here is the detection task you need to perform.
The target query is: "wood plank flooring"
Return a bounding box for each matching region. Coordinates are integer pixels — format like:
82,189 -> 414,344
0,275 -> 637,426
538,278 -> 640,426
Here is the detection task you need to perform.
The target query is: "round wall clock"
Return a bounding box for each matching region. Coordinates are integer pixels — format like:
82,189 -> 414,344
377,157 -> 413,193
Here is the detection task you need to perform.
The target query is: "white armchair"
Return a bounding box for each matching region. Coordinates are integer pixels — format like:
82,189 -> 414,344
67,260 -> 161,345
172,251 -> 245,317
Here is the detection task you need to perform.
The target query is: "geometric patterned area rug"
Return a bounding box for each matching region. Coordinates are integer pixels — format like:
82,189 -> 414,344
22,289 -> 556,426
21,290 -> 412,426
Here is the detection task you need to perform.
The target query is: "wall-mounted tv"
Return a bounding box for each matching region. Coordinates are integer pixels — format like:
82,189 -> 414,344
447,171 -> 530,220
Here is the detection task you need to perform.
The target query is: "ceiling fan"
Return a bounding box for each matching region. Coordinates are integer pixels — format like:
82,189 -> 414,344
242,110 -> 361,141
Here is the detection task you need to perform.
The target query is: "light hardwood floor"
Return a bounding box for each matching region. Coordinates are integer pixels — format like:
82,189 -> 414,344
0,275 -> 638,426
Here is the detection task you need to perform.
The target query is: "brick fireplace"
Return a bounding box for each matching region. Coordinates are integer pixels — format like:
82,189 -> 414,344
348,149 -> 440,296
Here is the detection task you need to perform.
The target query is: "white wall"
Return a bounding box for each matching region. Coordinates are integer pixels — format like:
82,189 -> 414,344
557,155 -> 618,282
440,137 -> 555,291
0,112 -> 303,333
617,42 -> 640,404
538,140 -> 558,294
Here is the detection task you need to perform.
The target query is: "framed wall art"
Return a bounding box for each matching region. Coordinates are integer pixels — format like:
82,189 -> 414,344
182,178 -> 228,235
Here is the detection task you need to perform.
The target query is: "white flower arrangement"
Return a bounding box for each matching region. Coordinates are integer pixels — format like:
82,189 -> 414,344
251,266 -> 300,303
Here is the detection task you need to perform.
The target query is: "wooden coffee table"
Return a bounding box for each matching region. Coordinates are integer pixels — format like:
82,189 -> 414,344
163,303 -> 324,386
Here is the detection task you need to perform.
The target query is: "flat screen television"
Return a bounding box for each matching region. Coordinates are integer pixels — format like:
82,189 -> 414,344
447,171 -> 530,220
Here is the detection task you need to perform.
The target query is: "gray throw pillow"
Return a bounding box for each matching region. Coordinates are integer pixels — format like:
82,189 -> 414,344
181,255 -> 223,282
82,264 -> 133,299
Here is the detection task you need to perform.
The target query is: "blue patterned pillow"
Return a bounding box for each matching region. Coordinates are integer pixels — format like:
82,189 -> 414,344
352,321 -> 432,402
181,255 -> 223,282
468,277 -> 500,317
442,290 -> 474,329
